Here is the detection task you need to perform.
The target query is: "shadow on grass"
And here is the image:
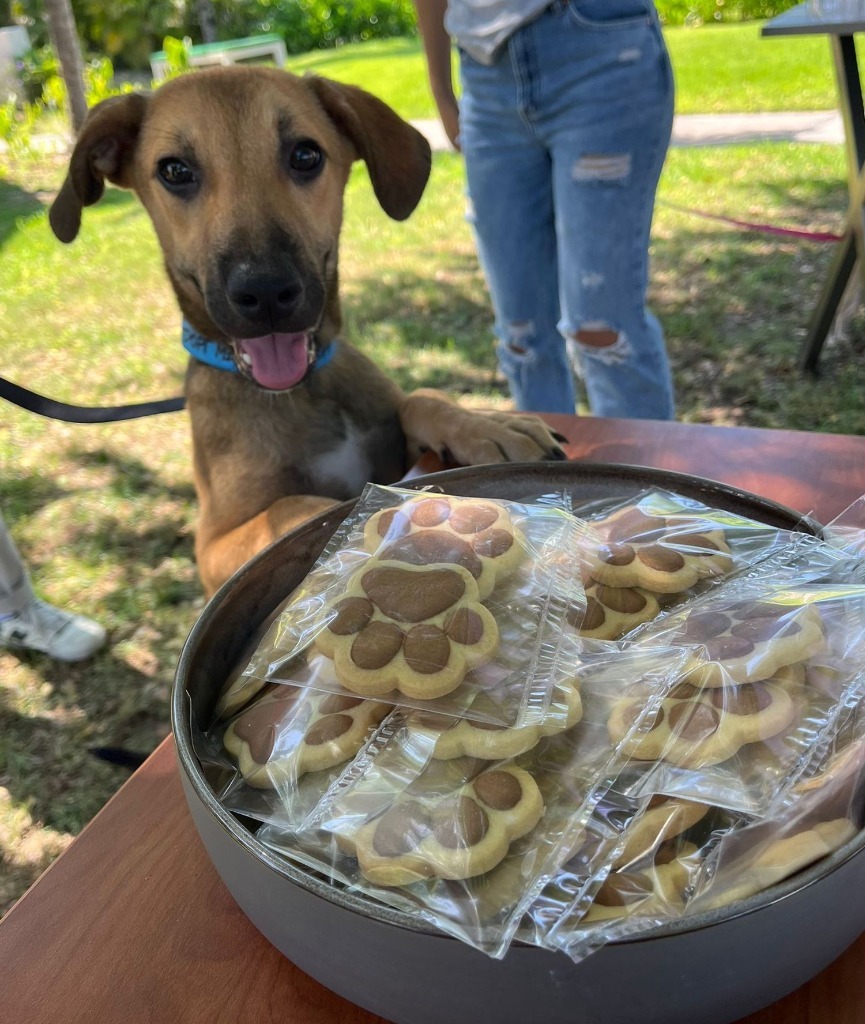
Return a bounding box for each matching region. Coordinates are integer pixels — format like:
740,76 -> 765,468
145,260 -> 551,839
751,176 -> 847,220
74,448 -> 197,504
0,180 -> 141,263
0,475 -> 70,520
0,441 -> 199,835
649,216 -> 865,432
68,186 -> 143,235
0,480 -> 199,839
342,252 -> 504,394
95,187 -> 146,221
1,448 -> 196,529
0,179 -> 45,250
0,652 -> 166,835
341,197 -> 865,431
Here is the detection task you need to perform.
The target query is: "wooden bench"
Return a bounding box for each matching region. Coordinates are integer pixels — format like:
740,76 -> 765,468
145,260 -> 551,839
149,33 -> 288,81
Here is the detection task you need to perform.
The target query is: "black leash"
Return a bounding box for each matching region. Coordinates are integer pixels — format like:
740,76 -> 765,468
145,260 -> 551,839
0,374 -> 185,423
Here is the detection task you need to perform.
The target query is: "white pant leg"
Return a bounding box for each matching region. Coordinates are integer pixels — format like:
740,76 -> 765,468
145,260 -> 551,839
0,511 -> 35,616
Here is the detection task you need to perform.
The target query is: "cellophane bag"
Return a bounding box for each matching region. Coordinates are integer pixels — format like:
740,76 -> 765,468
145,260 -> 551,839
529,564 -> 865,960
255,645 -> 687,957
235,484 -> 590,730
525,677 -> 865,963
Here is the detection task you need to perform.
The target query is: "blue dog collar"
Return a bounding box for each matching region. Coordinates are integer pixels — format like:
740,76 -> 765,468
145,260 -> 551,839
181,320 -> 337,374
181,321 -> 238,372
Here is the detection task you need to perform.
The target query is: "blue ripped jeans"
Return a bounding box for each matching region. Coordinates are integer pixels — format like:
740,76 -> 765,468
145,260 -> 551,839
458,0 -> 675,418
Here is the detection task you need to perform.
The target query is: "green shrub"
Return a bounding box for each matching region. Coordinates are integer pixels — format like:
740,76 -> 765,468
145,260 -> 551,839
1,49 -> 133,152
655,0 -> 801,24
0,95 -> 41,156
159,35 -> 193,79
10,0 -> 418,70
262,0 -> 417,53
84,55 -> 122,104
13,44 -> 59,104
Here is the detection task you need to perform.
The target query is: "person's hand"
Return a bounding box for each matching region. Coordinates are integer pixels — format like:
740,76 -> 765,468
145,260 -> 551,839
413,0 -> 461,150
435,91 -> 461,151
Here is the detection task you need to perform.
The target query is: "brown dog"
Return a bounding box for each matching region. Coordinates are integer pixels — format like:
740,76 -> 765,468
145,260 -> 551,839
49,67 -> 565,596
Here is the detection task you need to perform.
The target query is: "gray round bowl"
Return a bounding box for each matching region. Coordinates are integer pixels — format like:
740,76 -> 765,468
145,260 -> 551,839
172,462 -> 865,1024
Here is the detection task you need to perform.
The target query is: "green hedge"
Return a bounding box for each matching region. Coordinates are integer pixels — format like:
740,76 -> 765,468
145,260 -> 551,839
260,0 -> 417,53
655,0 -> 800,23
9,0 -> 417,70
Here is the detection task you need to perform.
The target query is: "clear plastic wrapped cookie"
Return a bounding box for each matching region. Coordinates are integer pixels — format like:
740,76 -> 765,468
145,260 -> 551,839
671,599 -> 826,687
608,677 -> 796,769
583,840 -> 700,923
701,819 -> 857,911
223,682 -> 391,788
343,765 -> 545,886
581,505 -> 734,594
315,559 -> 500,699
363,494 -> 525,599
570,579 -> 662,641
612,795 -> 710,870
406,677 -> 583,761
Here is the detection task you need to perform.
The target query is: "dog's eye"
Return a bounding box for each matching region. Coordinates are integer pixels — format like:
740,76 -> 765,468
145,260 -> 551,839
157,157 -> 198,193
288,140 -> 324,177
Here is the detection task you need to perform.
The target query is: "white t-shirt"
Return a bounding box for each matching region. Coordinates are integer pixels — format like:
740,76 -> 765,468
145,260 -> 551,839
444,0 -> 552,64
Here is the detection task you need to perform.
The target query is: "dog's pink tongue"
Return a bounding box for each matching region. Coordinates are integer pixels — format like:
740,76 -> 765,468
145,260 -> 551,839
238,333 -> 309,390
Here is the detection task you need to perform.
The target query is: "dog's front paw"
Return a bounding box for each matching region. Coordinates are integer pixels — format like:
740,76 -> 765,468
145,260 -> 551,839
400,389 -> 568,467
458,410 -> 568,465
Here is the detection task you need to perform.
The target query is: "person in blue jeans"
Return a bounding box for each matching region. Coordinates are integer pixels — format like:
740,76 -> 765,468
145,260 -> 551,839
413,0 -> 675,418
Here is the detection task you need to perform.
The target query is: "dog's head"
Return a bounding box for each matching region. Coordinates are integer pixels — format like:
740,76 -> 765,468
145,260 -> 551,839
49,67 -> 431,391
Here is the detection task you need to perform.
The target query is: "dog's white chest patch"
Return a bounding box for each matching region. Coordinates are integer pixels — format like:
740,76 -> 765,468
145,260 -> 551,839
309,422 -> 373,497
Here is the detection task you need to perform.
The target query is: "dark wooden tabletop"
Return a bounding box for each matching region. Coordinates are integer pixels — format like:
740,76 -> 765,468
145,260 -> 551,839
2,416 -> 865,1024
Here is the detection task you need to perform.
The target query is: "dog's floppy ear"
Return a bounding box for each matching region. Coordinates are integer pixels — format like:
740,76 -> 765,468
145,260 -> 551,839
306,76 -> 432,221
49,92 -> 149,243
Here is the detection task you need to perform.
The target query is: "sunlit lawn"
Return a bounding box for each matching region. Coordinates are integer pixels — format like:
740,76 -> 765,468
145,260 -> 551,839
286,24 -> 847,119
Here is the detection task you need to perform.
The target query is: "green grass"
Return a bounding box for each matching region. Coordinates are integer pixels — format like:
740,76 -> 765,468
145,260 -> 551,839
285,24 -> 845,120
287,37 -> 440,121
1,26 -> 863,915
668,23 -> 844,113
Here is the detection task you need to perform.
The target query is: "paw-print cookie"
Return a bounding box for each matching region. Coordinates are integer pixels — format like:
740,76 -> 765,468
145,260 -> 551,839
345,765 -> 545,886
608,678 -> 796,769
613,796 -> 709,869
583,841 -> 698,923
672,599 -> 825,686
705,819 -> 856,910
583,506 -> 733,594
315,560 -> 499,699
407,679 -> 583,761
363,495 -> 524,600
223,684 -> 390,788
568,580 -> 662,640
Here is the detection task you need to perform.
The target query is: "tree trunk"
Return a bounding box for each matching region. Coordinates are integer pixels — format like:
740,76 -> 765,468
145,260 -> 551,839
43,0 -> 88,133
196,0 -> 219,44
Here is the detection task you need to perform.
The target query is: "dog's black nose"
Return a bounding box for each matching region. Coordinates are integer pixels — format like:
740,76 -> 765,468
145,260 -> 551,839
226,267 -> 304,326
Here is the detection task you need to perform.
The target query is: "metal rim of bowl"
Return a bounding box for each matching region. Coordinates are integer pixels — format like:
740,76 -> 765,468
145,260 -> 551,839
172,460 -> 865,947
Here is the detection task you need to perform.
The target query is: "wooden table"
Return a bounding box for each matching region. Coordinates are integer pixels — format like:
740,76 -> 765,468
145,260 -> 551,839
763,1 -> 865,373
3,415 -> 865,1024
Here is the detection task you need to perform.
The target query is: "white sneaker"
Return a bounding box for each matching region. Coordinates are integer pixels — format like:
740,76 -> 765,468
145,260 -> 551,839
0,599 -> 107,662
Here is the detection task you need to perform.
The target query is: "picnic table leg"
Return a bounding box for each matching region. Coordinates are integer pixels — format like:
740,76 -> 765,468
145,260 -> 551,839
798,231 -> 857,374
799,33 -> 865,374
